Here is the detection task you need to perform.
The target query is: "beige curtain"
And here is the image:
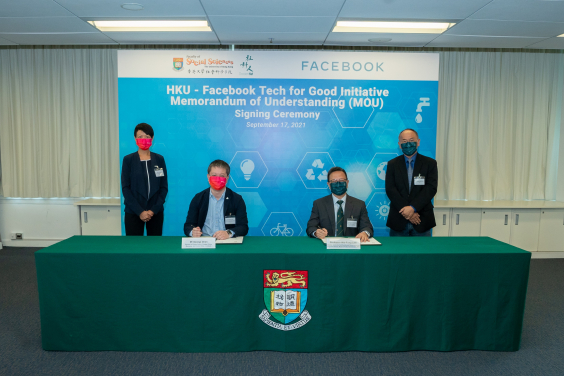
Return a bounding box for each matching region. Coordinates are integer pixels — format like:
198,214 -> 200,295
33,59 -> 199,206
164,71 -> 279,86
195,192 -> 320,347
0,49 -> 119,197
436,51 -> 564,201
0,48 -> 562,199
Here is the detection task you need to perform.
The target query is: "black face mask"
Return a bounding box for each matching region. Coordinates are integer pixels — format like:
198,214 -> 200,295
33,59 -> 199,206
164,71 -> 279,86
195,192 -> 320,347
401,142 -> 417,156
330,181 -> 347,196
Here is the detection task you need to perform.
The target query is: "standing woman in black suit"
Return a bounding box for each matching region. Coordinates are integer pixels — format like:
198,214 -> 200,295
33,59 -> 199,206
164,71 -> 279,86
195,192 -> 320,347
121,123 -> 168,236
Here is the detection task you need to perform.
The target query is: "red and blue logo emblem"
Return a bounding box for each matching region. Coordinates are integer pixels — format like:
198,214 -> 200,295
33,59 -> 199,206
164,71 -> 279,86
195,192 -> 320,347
259,270 -> 311,331
173,58 -> 183,71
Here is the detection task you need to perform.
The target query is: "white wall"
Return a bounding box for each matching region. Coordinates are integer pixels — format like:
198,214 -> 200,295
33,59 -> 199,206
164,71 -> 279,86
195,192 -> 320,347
0,198 -> 82,247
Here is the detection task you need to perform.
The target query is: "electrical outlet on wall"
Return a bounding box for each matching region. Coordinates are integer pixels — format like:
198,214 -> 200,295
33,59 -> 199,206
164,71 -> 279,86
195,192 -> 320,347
11,233 -> 23,240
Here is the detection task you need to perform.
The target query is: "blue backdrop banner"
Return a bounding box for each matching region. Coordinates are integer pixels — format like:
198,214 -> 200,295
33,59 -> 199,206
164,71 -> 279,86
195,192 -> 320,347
118,51 -> 439,237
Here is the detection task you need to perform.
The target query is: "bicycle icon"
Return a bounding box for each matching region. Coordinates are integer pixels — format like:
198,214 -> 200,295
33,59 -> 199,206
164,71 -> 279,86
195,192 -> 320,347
269,223 -> 294,236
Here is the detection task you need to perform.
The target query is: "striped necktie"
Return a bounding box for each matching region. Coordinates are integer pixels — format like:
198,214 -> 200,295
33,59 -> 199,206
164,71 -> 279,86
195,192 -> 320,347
336,200 -> 344,236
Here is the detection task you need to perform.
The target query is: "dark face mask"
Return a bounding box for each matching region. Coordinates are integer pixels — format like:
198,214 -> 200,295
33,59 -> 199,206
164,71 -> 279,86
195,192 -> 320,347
401,141 -> 417,156
330,181 -> 347,196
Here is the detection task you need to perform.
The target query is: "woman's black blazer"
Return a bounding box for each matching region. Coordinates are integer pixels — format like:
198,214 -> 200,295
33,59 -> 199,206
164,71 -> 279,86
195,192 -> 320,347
121,152 -> 168,216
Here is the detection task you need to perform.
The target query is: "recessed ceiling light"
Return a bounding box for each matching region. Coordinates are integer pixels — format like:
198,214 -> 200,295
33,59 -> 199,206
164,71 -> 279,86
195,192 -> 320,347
88,20 -> 211,32
368,38 -> 392,43
121,3 -> 144,11
334,21 -> 454,34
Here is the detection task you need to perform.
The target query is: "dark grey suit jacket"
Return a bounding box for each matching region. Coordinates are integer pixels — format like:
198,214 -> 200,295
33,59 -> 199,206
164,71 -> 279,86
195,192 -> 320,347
306,194 -> 373,237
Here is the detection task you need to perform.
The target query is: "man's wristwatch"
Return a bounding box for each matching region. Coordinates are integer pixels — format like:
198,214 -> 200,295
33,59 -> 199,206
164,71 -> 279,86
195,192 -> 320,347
226,230 -> 233,237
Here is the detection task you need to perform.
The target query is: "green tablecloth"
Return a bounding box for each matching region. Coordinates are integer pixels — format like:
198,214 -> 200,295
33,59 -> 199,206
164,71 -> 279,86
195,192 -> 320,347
35,236 -> 530,352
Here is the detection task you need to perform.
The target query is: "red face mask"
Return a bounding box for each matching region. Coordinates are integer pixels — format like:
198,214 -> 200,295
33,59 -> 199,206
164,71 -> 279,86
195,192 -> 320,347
209,176 -> 227,190
136,138 -> 152,150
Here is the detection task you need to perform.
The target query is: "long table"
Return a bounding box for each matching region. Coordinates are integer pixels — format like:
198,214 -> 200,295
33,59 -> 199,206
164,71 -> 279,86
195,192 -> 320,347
35,236 -> 530,352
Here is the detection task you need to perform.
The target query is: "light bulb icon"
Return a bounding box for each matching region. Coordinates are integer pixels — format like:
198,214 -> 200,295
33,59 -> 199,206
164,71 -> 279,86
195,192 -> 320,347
240,159 -> 255,180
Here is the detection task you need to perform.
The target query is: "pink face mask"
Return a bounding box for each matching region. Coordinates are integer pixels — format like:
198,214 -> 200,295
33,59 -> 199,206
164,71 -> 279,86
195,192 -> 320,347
209,176 -> 227,190
136,138 -> 152,150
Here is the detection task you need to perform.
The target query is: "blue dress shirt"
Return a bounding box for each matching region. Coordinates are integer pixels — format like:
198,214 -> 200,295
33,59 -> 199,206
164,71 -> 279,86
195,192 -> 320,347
404,152 -> 417,212
202,190 -> 227,236
404,152 -> 417,170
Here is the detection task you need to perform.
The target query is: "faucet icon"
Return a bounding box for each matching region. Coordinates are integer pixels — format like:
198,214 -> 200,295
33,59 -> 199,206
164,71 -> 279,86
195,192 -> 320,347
416,98 -> 430,112
415,98 -> 430,123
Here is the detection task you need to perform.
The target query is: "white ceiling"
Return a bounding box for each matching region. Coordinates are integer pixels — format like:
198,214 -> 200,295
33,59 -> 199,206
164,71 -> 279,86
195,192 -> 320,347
0,0 -> 563,48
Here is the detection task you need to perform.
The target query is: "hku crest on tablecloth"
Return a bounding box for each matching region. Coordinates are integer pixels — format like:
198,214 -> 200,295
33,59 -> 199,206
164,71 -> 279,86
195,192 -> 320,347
259,270 -> 311,331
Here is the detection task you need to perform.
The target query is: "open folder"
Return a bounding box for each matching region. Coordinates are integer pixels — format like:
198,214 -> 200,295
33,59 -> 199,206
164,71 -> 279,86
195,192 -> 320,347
321,237 -> 381,246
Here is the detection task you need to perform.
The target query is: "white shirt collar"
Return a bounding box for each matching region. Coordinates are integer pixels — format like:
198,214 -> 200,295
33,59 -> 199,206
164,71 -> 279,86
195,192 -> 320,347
332,193 -> 347,205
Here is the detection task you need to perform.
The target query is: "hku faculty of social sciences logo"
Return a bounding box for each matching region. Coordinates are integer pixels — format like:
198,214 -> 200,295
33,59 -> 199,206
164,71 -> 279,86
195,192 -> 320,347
173,58 -> 184,71
259,270 -> 312,331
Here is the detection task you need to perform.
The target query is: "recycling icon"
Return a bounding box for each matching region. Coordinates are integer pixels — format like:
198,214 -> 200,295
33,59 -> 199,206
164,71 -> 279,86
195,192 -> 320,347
297,152 -> 335,189
305,159 -> 328,181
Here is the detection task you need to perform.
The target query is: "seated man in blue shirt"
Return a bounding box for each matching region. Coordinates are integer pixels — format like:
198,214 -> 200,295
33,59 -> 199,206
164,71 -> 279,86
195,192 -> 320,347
183,159 -> 249,239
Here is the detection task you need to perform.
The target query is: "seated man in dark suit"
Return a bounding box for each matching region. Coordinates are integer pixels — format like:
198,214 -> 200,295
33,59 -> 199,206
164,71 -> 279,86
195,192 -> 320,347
385,128 -> 438,236
306,166 -> 373,242
184,159 -> 249,239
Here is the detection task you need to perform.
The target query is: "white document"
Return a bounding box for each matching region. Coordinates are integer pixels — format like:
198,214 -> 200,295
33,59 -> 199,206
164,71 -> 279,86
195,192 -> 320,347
216,237 -> 244,244
181,237 -> 216,249
325,237 -> 361,250
361,238 -> 382,246
322,237 -> 381,246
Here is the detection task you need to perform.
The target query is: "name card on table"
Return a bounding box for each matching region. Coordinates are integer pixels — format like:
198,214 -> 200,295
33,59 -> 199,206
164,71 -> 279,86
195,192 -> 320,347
325,237 -> 361,250
181,237 -> 216,249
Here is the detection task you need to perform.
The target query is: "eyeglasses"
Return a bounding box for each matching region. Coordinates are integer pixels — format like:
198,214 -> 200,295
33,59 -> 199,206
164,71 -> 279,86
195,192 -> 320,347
210,174 -> 228,178
329,179 -> 348,183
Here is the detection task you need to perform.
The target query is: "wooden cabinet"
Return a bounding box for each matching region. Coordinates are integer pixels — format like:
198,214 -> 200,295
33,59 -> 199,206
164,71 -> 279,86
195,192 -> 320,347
434,201 -> 564,252
509,209 -> 540,252
480,209 -> 511,243
81,206 -> 121,236
538,209 -> 564,252
450,209 -> 482,237
433,208 -> 451,237
75,199 -> 121,236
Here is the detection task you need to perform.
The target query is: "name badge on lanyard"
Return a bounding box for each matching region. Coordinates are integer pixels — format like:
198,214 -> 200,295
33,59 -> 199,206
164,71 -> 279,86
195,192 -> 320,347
347,216 -> 358,228
225,215 -> 236,225
154,165 -> 165,177
414,174 -> 425,186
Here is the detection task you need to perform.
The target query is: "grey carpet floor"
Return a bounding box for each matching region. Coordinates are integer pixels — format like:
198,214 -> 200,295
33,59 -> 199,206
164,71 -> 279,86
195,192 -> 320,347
1,247 -> 563,376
